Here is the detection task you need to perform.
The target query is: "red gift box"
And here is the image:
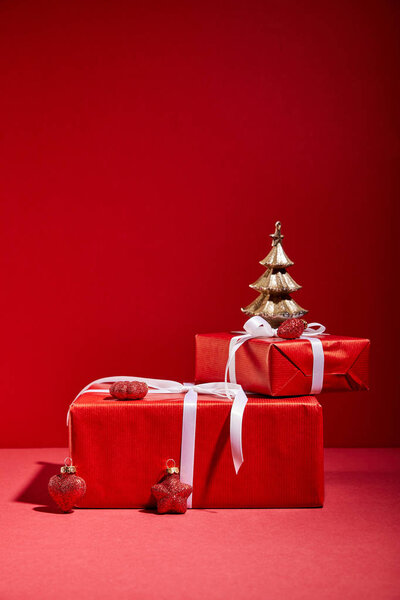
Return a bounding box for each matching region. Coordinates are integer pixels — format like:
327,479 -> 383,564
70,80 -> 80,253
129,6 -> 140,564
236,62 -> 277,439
69,388 -> 324,508
195,332 -> 370,397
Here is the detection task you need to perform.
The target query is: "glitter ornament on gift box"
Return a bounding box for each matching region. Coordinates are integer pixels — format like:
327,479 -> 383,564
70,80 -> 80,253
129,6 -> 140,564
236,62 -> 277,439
242,221 -> 307,328
277,318 -> 307,339
109,380 -> 148,400
151,459 -> 193,514
48,457 -> 86,512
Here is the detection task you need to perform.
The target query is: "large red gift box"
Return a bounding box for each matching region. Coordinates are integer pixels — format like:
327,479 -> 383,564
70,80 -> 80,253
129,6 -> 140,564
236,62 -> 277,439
195,332 -> 370,397
69,388 -> 324,508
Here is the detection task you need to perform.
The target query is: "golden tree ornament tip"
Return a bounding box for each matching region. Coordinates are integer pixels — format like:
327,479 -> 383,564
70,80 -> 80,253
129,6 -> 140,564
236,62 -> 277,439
270,221 -> 284,246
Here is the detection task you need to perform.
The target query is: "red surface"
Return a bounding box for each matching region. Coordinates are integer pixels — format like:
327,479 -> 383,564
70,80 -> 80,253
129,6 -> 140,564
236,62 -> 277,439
70,389 -> 323,508
195,332 -> 369,396
0,1 -> 399,447
2,447 -> 399,599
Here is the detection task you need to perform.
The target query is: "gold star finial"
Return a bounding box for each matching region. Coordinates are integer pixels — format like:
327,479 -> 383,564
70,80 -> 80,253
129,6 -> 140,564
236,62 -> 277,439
270,221 -> 283,246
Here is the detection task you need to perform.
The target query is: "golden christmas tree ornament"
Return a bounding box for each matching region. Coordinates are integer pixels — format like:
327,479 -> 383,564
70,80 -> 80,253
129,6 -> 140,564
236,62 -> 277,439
242,221 -> 307,328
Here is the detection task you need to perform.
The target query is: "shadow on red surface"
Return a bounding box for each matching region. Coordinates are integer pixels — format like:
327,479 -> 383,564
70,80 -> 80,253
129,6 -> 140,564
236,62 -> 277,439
14,461 -> 61,512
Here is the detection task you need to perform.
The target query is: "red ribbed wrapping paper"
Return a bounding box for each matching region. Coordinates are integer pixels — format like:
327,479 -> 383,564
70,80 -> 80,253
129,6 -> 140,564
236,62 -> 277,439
69,390 -> 323,508
195,333 -> 370,397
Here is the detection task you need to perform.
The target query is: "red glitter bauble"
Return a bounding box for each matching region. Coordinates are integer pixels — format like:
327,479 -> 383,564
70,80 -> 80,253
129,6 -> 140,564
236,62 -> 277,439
151,473 -> 192,514
109,380 -> 148,400
48,473 -> 86,512
277,318 -> 307,339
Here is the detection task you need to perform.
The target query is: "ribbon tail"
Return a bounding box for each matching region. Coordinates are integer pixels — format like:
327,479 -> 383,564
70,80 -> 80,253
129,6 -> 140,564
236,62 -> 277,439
308,337 -> 324,394
230,388 -> 248,474
180,387 -> 198,509
226,336 -> 241,385
225,335 -> 251,391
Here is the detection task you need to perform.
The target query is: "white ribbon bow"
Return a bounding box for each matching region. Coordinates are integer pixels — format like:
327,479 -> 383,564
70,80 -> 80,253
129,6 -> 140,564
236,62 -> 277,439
226,316 -> 326,395
67,376 -> 248,509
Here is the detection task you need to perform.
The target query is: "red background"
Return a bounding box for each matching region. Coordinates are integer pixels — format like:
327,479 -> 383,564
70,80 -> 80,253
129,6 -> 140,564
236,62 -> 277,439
0,0 -> 399,448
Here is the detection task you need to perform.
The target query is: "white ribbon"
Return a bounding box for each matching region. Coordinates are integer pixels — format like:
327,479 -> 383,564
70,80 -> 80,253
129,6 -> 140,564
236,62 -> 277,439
226,316 -> 326,395
67,376 -> 248,509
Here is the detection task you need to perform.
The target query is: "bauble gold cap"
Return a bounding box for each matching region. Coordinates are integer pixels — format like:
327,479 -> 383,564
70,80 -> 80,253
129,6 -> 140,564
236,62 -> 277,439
60,457 -> 76,474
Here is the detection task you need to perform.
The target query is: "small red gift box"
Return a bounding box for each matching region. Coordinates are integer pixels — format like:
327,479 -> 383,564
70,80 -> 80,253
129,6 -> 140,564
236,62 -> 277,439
69,389 -> 324,508
195,332 -> 370,397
